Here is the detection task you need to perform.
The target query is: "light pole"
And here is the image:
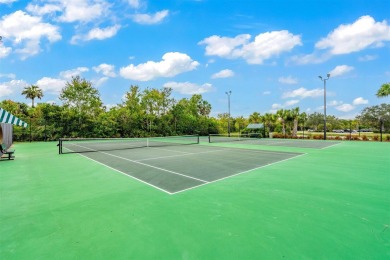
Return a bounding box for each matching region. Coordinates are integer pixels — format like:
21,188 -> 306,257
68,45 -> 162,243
319,74 -> 330,140
225,91 -> 232,136
29,116 -> 32,142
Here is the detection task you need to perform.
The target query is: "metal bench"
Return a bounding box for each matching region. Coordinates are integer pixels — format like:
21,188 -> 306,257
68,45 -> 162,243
1,144 -> 15,160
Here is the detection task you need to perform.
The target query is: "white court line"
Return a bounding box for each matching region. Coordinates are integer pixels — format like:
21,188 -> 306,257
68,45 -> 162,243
136,149 -> 227,162
74,152 -> 175,194
234,139 -> 342,149
259,141 -> 287,146
320,141 -> 342,149
217,147 -> 303,156
172,152 -> 307,195
98,152 -> 207,183
65,143 -> 306,195
148,146 -> 193,155
69,143 -> 208,184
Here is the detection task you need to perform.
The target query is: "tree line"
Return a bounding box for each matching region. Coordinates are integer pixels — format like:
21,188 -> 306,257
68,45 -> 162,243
1,76 -> 389,141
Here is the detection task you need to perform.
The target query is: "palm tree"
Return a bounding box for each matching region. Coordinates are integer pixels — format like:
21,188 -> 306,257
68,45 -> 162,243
21,85 -> 44,108
263,113 -> 275,137
276,109 -> 290,137
290,107 -> 300,137
234,116 -> 247,133
248,112 -> 261,123
376,83 -> 390,98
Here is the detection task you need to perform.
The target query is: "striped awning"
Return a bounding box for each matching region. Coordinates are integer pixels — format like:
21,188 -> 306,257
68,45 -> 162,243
0,108 -> 28,128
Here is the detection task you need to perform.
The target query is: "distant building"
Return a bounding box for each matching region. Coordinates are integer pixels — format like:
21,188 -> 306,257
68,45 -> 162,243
246,123 -> 264,129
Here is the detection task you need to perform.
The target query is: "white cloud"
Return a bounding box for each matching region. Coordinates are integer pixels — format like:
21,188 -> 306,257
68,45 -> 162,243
57,0 -> 108,23
328,100 -> 343,107
211,69 -> 234,79
120,52 -> 199,81
271,100 -> 299,110
199,30 -> 301,64
316,16 -> 390,55
0,10 -> 61,59
163,82 -> 213,95
278,76 -> 298,84
128,0 -> 142,9
0,45 -> 12,58
329,65 -> 354,77
0,84 -> 13,97
93,64 -> 116,77
26,0 -> 111,23
0,73 -> 15,79
26,3 -> 62,16
358,55 -> 377,61
285,100 -> 300,106
353,97 -> 368,105
291,16 -> 390,65
0,0 -> 17,4
131,10 -> 169,25
71,25 -> 121,43
282,87 -> 323,99
60,67 -> 89,79
263,91 -> 271,95
199,34 -> 250,57
336,104 -> 355,112
289,53 -> 331,65
0,79 -> 29,97
36,77 -> 66,94
92,77 -> 109,87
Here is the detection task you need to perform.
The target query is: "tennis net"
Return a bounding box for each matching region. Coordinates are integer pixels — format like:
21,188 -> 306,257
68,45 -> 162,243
208,133 -> 261,143
58,135 -> 199,154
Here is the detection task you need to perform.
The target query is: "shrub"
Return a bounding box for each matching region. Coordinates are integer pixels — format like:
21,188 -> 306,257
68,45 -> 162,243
362,135 -> 368,141
373,135 -> 379,141
334,135 -> 342,140
351,135 -> 360,141
313,134 -> 323,140
386,135 -> 390,141
272,133 -> 283,138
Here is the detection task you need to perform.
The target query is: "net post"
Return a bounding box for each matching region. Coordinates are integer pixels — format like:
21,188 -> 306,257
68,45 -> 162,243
58,139 -> 62,154
197,135 -> 199,144
208,134 -> 211,143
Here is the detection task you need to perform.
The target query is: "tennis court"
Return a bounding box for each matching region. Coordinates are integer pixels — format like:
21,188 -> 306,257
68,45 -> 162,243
208,134 -> 341,149
1,140 -> 389,259
59,137 -> 304,194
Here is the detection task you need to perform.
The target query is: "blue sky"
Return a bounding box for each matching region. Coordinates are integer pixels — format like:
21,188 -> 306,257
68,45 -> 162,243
1,0 -> 389,119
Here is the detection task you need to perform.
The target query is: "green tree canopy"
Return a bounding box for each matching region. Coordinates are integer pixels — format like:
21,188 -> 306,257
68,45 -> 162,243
376,83 -> 390,98
59,76 -> 103,137
358,103 -> 390,130
249,112 -> 261,123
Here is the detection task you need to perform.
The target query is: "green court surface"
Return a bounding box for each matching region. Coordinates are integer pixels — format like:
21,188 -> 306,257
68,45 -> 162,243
61,142 -> 303,194
1,140 -> 389,259
208,137 -> 341,149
